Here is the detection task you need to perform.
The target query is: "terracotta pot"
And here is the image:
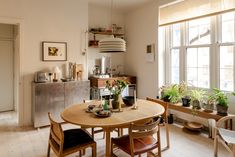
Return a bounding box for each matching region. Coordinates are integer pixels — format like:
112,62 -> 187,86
216,104 -> 228,116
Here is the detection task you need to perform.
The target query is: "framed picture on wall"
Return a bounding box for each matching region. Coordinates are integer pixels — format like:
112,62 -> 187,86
42,41 -> 67,61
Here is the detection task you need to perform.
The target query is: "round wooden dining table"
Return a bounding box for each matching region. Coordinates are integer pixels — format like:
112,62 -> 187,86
61,99 -> 165,157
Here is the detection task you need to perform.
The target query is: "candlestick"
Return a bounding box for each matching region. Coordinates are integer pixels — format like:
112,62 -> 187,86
134,90 -> 137,104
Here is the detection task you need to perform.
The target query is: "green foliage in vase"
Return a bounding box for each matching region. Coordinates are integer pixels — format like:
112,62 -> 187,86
190,89 -> 206,104
106,80 -> 127,100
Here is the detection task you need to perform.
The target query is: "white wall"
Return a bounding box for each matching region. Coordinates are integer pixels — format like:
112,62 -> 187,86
88,4 -> 125,76
125,1 -> 159,98
0,0 -> 88,126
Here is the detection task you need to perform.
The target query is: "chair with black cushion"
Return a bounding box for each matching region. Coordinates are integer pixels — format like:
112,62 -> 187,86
146,97 -> 170,150
111,119 -> 161,157
47,112 -> 96,157
214,115 -> 235,157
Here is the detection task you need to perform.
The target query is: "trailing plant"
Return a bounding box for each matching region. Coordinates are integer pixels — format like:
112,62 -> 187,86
190,89 -> 206,103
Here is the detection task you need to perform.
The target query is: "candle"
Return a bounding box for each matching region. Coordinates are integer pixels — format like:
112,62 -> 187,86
134,90 -> 137,104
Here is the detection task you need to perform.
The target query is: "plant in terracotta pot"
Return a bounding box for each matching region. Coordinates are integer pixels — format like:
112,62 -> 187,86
106,80 -> 127,110
161,84 -> 180,104
190,89 -> 206,110
211,88 -> 235,116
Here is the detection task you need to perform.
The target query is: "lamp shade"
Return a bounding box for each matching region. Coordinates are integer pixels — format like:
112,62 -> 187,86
98,37 -> 126,53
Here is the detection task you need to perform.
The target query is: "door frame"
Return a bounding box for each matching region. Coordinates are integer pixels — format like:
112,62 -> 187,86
0,17 -> 24,126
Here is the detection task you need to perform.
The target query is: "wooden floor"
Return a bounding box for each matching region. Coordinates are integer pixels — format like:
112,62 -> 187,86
0,111 -> 230,157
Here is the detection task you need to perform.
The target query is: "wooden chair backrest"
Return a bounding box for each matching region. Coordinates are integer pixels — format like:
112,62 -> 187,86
48,113 -> 64,146
217,115 -> 235,130
146,97 -> 168,122
129,118 -> 160,139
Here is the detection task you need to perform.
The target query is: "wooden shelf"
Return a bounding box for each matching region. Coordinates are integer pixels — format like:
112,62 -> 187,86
89,31 -> 124,36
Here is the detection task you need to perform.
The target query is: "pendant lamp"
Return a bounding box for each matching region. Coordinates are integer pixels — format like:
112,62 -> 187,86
98,0 -> 126,53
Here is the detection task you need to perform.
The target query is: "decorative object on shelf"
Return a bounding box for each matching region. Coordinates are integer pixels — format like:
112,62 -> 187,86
106,80 -> 127,110
210,88 -> 235,116
52,66 -> 61,82
98,0 -> 126,53
42,41 -> 67,61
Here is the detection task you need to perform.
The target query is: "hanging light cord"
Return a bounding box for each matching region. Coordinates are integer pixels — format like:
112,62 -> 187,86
110,0 -> 113,32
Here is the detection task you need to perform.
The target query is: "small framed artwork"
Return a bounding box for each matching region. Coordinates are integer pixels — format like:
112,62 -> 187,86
145,44 -> 155,62
42,41 -> 67,61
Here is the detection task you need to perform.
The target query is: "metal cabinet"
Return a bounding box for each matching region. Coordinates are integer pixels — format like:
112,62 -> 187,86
64,81 -> 90,107
33,81 -> 90,128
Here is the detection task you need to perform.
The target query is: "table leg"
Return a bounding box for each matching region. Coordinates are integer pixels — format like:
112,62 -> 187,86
105,129 -> 111,157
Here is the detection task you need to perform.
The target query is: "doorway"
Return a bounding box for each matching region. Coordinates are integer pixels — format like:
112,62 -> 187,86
0,23 -> 20,126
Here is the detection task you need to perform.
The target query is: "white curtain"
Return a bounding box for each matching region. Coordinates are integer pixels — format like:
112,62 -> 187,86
159,0 -> 235,26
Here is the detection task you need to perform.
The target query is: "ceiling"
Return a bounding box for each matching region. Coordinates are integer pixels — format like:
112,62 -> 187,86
88,0 -> 154,13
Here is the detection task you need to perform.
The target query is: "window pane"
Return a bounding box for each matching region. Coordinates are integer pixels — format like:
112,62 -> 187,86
220,46 -> 234,91
188,17 -> 211,45
187,47 -> 210,88
172,24 -> 181,47
222,12 -> 234,43
171,49 -> 179,84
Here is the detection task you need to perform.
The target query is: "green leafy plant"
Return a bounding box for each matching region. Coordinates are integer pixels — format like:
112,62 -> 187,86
210,88 -> 235,107
106,80 -> 127,100
190,89 -> 206,103
161,84 -> 180,103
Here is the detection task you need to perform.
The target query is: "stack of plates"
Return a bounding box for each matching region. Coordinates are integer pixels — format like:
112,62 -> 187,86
99,38 -> 126,52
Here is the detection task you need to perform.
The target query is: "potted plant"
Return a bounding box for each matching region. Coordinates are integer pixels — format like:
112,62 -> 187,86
190,89 -> 206,110
201,94 -> 215,113
106,80 -> 127,109
179,81 -> 191,107
211,88 -> 235,116
161,84 -> 180,103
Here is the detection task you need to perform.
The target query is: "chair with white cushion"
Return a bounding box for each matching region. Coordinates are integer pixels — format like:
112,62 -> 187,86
214,115 -> 235,157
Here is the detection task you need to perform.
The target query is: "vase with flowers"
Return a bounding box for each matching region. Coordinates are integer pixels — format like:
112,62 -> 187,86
106,80 -> 127,110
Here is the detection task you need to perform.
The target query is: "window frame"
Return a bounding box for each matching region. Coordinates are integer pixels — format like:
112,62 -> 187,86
159,11 -> 235,92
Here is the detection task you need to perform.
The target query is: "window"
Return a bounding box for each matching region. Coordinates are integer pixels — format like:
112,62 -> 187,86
188,17 -> 211,45
171,49 -> 180,84
170,23 -> 181,84
186,47 -> 210,88
159,11 -> 235,91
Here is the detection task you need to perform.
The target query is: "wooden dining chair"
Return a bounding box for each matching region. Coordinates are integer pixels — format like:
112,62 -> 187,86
47,112 -> 96,157
214,115 -> 235,157
146,97 -> 170,150
111,119 -> 161,157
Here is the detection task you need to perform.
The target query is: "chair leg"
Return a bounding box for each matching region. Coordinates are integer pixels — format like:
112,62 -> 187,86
79,150 -> 82,157
232,144 -> 235,157
92,143 -> 97,157
165,124 -> 170,149
47,143 -> 50,157
214,136 -> 218,157
92,128 -> 95,139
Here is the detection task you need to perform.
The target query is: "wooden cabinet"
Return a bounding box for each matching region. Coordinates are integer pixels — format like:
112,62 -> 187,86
89,76 -> 136,99
33,80 -> 90,128
89,76 -> 136,88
